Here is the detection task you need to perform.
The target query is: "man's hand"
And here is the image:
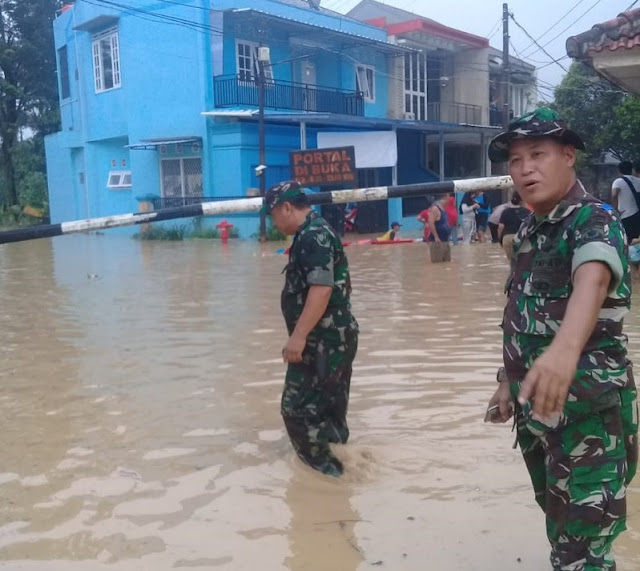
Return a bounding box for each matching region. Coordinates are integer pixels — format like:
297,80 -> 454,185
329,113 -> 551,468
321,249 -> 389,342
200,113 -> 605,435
486,381 -> 513,423
518,344 -> 578,419
283,333 -> 306,363
284,285 -> 331,364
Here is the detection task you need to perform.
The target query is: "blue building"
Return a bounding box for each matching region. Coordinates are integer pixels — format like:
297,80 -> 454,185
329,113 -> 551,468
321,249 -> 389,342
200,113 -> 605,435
47,0 -> 501,237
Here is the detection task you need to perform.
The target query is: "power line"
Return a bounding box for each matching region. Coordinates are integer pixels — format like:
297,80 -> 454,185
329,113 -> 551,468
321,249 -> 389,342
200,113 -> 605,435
83,0 -> 223,35
535,55 -> 571,71
509,12 -> 569,74
80,0 -> 586,108
322,0 -> 355,11
523,0 -> 605,59
518,0 -> 588,55
508,29 -> 626,96
485,16 -> 502,39
87,0 -> 522,88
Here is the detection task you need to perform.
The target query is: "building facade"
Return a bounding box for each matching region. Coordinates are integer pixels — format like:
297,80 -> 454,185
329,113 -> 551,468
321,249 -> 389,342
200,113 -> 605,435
47,0 -> 532,237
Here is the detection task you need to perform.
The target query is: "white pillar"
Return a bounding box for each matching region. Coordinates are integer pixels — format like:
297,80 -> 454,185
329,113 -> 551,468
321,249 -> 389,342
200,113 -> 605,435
300,121 -> 307,150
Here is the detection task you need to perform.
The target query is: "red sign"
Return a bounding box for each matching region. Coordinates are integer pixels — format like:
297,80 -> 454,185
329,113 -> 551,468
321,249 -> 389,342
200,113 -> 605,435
290,146 -> 356,187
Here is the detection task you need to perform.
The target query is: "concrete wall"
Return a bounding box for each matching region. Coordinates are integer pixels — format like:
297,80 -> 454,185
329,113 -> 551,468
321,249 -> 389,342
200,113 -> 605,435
387,51 -> 405,119
453,47 -> 489,124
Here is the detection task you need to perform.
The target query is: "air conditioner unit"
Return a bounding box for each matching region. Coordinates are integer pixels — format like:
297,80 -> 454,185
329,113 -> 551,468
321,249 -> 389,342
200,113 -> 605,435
404,112 -> 416,120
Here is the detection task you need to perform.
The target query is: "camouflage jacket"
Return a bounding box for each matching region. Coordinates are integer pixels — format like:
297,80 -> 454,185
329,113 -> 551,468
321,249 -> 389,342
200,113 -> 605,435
281,211 -> 358,343
503,181 -> 631,402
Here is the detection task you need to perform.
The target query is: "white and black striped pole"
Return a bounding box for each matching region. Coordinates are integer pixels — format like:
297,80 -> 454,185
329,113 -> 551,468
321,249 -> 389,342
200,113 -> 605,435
0,176 -> 513,245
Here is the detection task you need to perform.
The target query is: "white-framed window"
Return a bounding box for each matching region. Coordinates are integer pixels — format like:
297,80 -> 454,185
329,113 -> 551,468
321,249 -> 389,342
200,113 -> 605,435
160,158 -> 203,200
107,170 -> 132,189
236,40 -> 273,82
355,64 -> 375,103
403,52 -> 427,120
92,28 -> 121,93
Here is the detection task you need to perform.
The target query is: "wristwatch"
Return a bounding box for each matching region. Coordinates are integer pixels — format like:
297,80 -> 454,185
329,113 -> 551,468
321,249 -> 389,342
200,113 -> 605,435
496,367 -> 508,383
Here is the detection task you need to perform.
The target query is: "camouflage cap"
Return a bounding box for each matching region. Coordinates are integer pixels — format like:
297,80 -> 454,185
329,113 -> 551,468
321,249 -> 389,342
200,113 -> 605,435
260,180 -> 305,215
488,106 -> 586,163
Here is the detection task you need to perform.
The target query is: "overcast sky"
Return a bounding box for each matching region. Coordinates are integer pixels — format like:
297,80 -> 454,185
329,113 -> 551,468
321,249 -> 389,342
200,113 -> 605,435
327,0 -> 633,100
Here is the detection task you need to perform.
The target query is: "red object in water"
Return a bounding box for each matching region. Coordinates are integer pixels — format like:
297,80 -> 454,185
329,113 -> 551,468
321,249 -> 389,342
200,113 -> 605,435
370,239 -> 415,245
216,219 -> 234,244
60,4 -> 73,13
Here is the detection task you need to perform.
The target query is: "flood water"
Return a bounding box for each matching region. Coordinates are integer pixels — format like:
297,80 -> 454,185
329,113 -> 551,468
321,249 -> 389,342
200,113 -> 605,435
0,235 -> 638,570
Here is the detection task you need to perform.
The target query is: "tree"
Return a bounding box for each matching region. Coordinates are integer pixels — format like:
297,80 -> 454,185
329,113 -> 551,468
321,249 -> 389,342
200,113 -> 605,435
613,96 -> 640,162
553,61 -> 626,161
0,0 -> 61,207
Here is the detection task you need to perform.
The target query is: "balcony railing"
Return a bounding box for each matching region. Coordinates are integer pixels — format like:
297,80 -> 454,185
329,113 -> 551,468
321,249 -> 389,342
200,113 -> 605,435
427,102 -> 482,125
213,75 -> 365,116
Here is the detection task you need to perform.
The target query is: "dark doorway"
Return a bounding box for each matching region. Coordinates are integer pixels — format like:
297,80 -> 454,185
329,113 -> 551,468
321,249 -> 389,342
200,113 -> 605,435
351,168 -> 390,234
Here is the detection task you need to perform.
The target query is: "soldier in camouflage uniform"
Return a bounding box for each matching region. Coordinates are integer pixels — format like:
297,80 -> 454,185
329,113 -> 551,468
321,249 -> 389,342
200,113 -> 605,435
262,181 -> 358,477
486,108 -> 638,570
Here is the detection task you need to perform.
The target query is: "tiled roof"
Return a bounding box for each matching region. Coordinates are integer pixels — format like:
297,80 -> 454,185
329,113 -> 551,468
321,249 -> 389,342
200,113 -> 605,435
566,8 -> 640,58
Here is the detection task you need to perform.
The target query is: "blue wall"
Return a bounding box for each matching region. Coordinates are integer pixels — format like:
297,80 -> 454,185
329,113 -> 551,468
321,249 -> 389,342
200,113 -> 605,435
54,1 -> 211,143
45,134 -> 77,223
47,0 -> 399,238
87,138 -> 133,218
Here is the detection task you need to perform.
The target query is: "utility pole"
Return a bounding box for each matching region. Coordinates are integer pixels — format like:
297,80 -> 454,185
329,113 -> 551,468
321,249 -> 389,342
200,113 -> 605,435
257,47 -> 269,243
502,3 -> 510,131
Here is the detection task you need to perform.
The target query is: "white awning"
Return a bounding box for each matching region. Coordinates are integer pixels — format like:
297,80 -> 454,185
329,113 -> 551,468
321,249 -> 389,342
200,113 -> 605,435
127,137 -> 201,151
317,131 -> 397,169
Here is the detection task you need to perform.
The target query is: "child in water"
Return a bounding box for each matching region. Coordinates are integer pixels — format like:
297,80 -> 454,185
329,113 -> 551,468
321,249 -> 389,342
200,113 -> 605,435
377,222 -> 401,242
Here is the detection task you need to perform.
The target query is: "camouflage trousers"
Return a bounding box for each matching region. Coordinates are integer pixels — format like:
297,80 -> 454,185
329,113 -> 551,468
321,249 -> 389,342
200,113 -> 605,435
513,376 -> 638,571
281,328 -> 358,477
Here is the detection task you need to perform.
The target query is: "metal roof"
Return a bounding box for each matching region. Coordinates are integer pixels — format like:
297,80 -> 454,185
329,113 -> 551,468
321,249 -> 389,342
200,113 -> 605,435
226,8 -> 408,54
202,109 -> 500,135
127,137 -> 201,151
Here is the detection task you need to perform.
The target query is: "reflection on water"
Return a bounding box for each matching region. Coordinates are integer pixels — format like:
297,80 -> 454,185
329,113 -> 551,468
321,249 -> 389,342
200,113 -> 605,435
0,236 -> 637,570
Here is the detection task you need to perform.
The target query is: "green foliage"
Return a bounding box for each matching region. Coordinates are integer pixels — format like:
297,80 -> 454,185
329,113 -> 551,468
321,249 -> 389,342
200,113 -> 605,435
189,218 -> 240,239
134,224 -> 187,241
134,221 -> 241,241
553,62 -> 629,161
0,203 -> 40,229
613,96 -> 640,162
0,0 -> 62,207
14,139 -> 48,211
191,225 -> 221,239
253,223 -> 287,241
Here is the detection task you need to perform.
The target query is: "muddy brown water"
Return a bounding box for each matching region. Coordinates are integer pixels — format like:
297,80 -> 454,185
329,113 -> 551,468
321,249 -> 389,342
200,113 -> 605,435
0,236 -> 638,570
